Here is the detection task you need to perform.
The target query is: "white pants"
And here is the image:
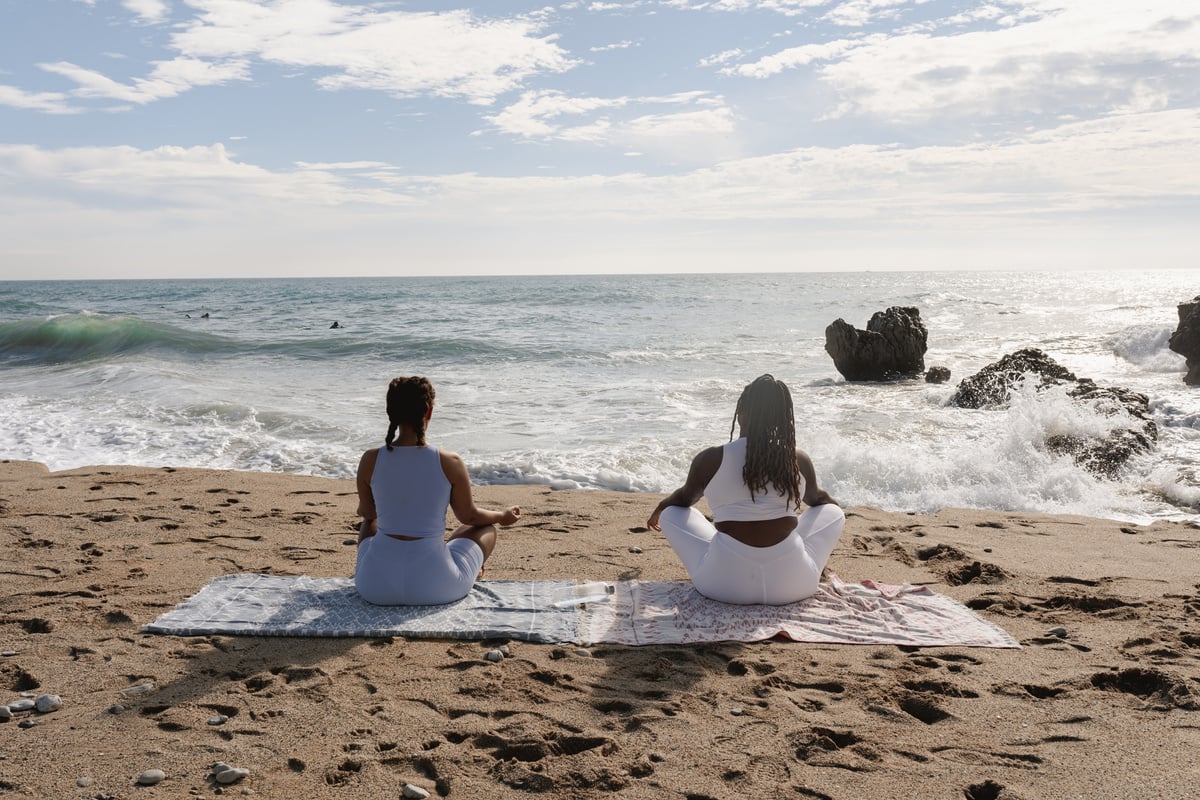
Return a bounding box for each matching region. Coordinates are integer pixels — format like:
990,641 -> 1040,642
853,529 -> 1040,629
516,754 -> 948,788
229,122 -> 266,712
659,504 -> 846,605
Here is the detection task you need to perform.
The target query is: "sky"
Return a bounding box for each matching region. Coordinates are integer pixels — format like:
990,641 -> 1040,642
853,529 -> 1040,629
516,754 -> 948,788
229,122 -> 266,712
0,0 -> 1197,279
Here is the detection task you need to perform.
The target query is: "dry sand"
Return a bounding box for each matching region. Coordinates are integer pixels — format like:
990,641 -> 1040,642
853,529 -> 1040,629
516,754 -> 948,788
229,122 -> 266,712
1,459 -> 1198,799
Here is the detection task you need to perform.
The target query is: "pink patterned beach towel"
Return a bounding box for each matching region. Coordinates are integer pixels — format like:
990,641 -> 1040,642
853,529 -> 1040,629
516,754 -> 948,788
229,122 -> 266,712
580,576 -> 1018,648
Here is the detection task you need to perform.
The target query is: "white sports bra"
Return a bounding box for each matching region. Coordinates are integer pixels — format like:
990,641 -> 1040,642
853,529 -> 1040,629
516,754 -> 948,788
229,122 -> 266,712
705,438 -> 803,523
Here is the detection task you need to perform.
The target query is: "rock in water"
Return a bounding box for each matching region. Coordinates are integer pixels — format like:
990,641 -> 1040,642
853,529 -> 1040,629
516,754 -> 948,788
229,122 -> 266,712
825,306 -> 927,381
949,348 -> 1076,408
1168,295 -> 1200,385
924,366 -> 951,384
949,348 -> 1156,476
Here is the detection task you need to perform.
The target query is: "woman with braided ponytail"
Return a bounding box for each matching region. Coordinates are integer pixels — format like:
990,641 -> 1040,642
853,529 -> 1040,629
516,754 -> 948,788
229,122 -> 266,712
648,374 -> 844,605
354,376 -> 521,605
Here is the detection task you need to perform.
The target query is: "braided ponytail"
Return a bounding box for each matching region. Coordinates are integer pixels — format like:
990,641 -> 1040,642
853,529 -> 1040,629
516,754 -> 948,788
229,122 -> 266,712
383,376 -> 436,450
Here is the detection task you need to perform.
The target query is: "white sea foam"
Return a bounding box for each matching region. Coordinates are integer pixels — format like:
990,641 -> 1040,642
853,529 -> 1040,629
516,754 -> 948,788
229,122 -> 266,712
1110,324 -> 1186,373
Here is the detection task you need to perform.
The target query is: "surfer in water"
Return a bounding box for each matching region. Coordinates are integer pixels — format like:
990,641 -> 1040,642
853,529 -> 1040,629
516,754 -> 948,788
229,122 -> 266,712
648,374 -> 844,605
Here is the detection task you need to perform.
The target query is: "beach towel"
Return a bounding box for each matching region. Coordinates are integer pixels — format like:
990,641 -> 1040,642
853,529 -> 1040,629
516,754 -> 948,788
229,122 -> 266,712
141,574 -> 580,643
579,576 -> 1019,648
143,573 -> 1018,648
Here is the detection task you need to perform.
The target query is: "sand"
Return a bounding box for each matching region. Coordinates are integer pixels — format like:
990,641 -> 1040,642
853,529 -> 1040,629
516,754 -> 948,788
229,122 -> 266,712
1,459 -> 1198,799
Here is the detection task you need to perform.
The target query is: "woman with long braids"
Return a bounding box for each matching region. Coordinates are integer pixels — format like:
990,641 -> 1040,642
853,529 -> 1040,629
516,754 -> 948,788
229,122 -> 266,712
648,374 -> 844,605
354,376 -> 521,605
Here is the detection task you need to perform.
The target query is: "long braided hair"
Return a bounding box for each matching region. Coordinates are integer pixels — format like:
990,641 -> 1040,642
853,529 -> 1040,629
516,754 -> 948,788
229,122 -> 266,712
384,376 -> 436,450
730,374 -> 803,509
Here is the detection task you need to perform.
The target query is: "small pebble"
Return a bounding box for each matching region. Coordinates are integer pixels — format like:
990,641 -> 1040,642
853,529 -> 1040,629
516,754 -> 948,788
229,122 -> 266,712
343,538 -> 357,546
215,767 -> 250,785
212,762 -> 231,774
484,649 -> 504,663
76,777 -> 93,788
8,699 -> 34,712
573,648 -> 591,658
402,784 -> 431,799
207,714 -> 229,726
730,707 -> 744,716
137,769 -> 167,786
498,644 -> 511,657
107,703 -> 126,715
18,719 -> 35,729
35,694 -> 62,713
0,706 -> 12,722
628,546 -> 643,554
0,650 -> 16,657
1047,627 -> 1068,638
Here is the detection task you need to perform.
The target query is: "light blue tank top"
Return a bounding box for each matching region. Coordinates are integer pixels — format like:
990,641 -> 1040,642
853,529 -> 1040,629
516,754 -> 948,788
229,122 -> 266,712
706,438 -> 803,523
370,445 -> 452,538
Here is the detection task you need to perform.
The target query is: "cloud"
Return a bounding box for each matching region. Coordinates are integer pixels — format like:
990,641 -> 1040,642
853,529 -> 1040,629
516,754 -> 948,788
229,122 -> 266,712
2,108 -> 1193,222
726,1 -> 1200,123
40,58 -> 250,104
0,85 -> 79,114
122,0 -> 169,23
822,0 -> 926,28
170,0 -> 576,105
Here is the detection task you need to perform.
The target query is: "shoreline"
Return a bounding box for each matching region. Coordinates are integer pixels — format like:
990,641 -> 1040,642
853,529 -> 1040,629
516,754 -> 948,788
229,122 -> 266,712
2,460 -> 1199,798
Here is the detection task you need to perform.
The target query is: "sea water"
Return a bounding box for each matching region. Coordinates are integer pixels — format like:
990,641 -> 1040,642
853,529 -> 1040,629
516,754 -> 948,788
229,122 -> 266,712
1,270 -> 1197,524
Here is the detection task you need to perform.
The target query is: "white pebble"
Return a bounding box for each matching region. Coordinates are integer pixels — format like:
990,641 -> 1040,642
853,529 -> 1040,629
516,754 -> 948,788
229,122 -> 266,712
484,649 -> 504,663
0,707 -> 11,721
0,650 -> 15,657
121,682 -> 155,695
573,648 -> 592,658
137,769 -> 166,786
730,707 -> 744,716
402,784 -> 431,799
207,714 -> 229,726
215,767 -> 250,785
35,694 -> 62,713
628,546 -> 643,554
7,699 -> 34,712
498,644 -> 511,657
76,777 -> 93,788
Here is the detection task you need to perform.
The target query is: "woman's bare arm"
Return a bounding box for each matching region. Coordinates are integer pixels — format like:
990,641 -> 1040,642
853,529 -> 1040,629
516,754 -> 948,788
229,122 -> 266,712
441,450 -> 521,527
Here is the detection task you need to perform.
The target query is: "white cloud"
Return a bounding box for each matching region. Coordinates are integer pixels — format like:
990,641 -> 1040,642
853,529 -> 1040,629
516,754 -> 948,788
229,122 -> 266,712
122,0 -> 169,23
823,0 -> 926,28
171,0 -> 576,105
0,85 -> 79,114
590,40 -> 637,52
40,57 -> 249,104
728,1 -> 1200,123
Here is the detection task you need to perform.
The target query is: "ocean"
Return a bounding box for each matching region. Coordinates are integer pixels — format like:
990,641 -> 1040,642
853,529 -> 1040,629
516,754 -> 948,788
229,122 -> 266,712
1,271 -> 1197,524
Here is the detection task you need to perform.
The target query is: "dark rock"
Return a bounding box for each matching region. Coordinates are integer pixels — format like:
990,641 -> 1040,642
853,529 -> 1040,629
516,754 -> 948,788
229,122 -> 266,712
924,366 -> 951,384
948,348 -> 1076,408
1047,381 -> 1157,478
949,349 -> 1156,476
825,306 -> 927,381
1168,296 -> 1200,385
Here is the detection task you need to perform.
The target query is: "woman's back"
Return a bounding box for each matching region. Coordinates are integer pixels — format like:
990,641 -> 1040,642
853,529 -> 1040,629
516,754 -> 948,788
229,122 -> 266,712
370,445 -> 451,538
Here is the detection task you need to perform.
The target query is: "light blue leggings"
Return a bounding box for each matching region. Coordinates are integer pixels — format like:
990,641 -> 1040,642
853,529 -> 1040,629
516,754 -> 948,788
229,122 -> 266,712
354,534 -> 484,606
659,503 -> 846,605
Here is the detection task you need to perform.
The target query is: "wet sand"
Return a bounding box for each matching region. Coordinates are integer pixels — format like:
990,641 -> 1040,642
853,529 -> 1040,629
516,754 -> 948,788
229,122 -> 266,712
1,460 -> 1198,799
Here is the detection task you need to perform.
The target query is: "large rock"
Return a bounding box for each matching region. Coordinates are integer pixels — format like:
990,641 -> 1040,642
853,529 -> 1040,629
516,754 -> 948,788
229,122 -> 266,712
949,348 -> 1156,477
949,348 -> 1077,408
1168,296 -> 1200,385
825,306 -> 927,381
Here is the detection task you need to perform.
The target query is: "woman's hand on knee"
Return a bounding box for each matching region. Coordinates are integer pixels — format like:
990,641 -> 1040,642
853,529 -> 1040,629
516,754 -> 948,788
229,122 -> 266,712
500,506 -> 521,526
